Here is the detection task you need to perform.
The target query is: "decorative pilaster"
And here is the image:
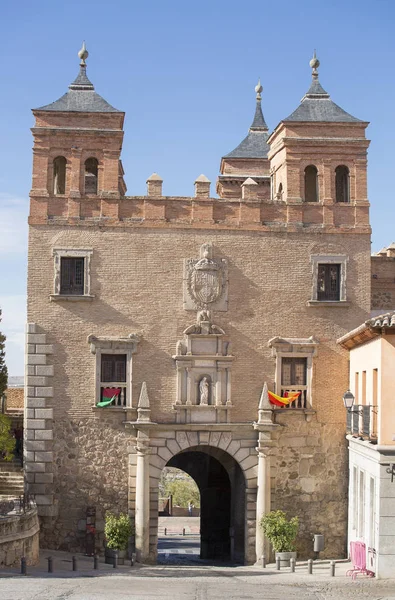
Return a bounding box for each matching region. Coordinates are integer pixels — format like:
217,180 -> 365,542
135,431 -> 151,563
254,382 -> 276,564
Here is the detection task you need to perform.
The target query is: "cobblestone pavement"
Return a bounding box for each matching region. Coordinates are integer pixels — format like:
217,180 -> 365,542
1,550 -> 395,600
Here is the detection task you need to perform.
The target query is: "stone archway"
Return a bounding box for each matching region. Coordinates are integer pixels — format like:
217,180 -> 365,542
130,427 -> 264,565
166,446 -> 246,562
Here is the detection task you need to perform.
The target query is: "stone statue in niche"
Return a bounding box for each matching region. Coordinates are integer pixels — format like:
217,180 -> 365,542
199,376 -> 211,405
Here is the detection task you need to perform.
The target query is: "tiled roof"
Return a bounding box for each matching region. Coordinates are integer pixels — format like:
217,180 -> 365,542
367,311 -> 395,329
36,66 -> 121,113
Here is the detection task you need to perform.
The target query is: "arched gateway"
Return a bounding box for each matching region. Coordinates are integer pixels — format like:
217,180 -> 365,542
129,399 -> 275,565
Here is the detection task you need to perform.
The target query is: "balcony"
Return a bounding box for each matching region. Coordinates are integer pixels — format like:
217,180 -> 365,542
346,405 -> 377,441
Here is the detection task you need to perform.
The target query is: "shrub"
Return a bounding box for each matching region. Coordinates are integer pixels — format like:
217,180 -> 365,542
104,512 -> 134,551
260,510 -> 299,552
0,414 -> 15,461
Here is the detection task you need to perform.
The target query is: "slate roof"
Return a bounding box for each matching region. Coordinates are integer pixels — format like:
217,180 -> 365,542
36,65 -> 121,113
224,99 -> 270,159
284,74 -> 361,123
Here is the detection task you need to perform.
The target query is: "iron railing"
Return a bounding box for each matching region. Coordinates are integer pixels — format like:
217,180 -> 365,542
0,493 -> 35,517
346,405 -> 377,440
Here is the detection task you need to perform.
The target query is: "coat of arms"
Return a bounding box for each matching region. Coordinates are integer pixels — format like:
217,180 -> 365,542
184,243 -> 228,311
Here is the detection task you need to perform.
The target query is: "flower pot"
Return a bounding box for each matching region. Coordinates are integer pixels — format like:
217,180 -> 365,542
276,551 -> 297,568
104,548 -> 126,565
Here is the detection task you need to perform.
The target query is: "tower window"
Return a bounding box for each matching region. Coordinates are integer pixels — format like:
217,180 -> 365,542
304,165 -> 318,202
335,165 -> 350,203
277,182 -> 283,200
60,257 -> 85,295
85,158 -> 98,194
53,156 -> 66,195
317,263 -> 340,301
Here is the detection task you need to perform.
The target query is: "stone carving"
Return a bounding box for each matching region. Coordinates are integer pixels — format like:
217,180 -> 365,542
173,317 -> 233,424
199,376 -> 210,405
184,243 -> 228,311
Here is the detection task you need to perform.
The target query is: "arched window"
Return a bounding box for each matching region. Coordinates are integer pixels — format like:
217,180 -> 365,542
277,183 -> 283,200
304,165 -> 318,202
335,165 -> 350,203
53,156 -> 66,195
84,158 -> 98,194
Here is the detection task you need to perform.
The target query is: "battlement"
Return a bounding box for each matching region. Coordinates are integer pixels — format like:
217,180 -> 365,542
28,171 -> 370,233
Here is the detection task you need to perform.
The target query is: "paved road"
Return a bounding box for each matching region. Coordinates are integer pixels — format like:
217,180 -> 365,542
158,534 -> 201,564
2,550 -> 395,600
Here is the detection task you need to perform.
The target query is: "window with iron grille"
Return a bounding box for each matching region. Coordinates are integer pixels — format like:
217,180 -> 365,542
100,354 -> 127,407
281,357 -> 308,409
317,263 -> 340,301
60,257 -> 85,295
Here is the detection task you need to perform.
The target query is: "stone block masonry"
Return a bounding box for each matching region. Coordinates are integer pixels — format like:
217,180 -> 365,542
24,323 -> 57,517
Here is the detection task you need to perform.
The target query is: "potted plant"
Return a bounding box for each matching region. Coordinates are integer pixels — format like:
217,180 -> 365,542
104,512 -> 134,565
260,510 -> 299,567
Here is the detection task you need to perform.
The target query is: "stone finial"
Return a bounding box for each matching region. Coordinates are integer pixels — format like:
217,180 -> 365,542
78,41 -> 89,67
146,173 -> 163,197
242,177 -> 258,201
255,78 -> 263,101
257,382 -> 273,424
194,174 -> 211,198
137,382 -> 151,423
309,50 -> 320,79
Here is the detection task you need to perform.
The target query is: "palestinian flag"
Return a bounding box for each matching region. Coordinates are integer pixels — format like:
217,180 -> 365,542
96,388 -> 121,408
268,390 -> 301,408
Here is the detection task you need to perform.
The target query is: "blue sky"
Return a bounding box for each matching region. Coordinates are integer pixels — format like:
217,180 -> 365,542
0,0 -> 394,375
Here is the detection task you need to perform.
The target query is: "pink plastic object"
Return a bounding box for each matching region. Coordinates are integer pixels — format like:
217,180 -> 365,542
346,541 -> 375,580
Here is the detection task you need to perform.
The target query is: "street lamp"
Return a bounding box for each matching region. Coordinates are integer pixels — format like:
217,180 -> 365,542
342,390 -> 355,411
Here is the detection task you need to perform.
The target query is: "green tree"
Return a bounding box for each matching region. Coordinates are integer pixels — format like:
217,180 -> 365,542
0,414 -> 15,461
0,308 -> 7,398
164,478 -> 200,508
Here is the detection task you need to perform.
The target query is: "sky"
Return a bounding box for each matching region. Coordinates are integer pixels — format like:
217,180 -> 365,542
0,0 -> 394,376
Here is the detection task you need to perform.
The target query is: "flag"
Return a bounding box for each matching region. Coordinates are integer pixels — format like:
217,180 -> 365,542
96,388 -> 121,408
268,390 -> 301,407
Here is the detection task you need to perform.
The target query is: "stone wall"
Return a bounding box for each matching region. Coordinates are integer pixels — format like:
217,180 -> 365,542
38,415 -> 130,552
271,412 -> 348,559
0,507 -> 39,567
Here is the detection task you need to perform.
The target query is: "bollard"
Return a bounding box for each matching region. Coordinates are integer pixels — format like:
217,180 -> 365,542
164,527 -> 167,536
113,550 -> 118,569
290,557 -> 295,573
72,556 -> 77,571
308,558 -> 313,574
330,560 -> 335,577
262,555 -> 266,568
131,552 -> 136,567
94,554 -> 99,570
182,528 -> 185,536
276,555 -> 281,570
47,556 -> 53,573
21,557 -> 27,575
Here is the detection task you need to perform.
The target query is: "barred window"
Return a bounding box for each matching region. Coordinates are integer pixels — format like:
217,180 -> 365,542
100,354 -> 127,407
60,257 -> 85,295
280,357 -> 308,409
317,264 -> 340,301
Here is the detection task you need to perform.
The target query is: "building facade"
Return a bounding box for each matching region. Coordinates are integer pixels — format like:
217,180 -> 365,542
338,311 -> 395,578
25,46 -> 371,563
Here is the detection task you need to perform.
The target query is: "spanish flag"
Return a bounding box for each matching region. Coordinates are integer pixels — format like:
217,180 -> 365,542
268,391 -> 301,408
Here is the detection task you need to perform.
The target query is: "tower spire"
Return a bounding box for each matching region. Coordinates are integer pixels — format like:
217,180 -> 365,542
250,78 -> 268,131
69,41 -> 94,91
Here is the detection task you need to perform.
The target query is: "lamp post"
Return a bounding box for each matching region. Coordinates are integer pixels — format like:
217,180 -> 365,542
342,390 -> 355,411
